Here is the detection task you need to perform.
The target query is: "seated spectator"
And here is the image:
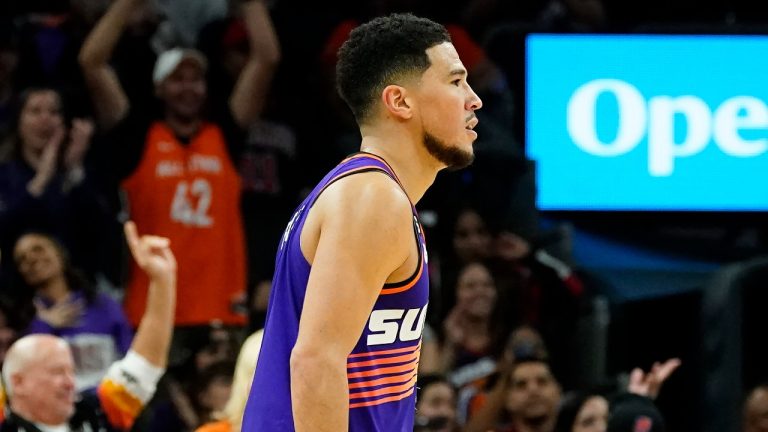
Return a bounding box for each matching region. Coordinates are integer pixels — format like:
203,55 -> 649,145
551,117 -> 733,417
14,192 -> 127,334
149,324 -> 240,431
503,357 -> 562,432
420,261 -> 508,383
11,231 -> 133,391
0,87 -> 113,281
555,359 -> 680,432
191,361 -> 236,426
464,356 -> 562,432
554,392 -> 609,432
195,329 -> 264,432
452,207 -> 494,265
606,394 -> 664,432
0,220 -> 176,430
426,205 -> 495,325
493,229 -> 583,387
460,326 -> 550,423
414,374 -> 460,432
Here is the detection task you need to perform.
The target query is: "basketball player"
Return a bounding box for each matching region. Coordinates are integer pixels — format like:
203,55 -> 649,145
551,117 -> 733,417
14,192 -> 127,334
242,13 -> 482,432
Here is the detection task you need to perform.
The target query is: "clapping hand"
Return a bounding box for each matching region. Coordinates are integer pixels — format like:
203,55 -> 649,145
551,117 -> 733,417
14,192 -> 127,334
27,124 -> 64,196
63,118 -> 94,172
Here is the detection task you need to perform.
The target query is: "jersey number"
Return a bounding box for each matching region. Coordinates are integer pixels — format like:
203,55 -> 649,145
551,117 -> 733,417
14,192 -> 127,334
367,305 -> 428,346
170,179 -> 213,227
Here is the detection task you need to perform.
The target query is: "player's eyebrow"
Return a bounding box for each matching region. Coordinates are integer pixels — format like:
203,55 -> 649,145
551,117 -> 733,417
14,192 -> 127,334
448,68 -> 467,78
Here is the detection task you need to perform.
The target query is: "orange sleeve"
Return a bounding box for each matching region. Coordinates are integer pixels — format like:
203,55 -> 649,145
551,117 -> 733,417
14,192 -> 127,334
97,378 -> 144,430
0,384 -> 6,423
195,420 -> 233,432
95,350 -> 165,430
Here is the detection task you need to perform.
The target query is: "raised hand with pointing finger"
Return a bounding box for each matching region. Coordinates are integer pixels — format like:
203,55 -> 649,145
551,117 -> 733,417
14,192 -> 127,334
628,358 -> 682,400
124,220 -> 176,288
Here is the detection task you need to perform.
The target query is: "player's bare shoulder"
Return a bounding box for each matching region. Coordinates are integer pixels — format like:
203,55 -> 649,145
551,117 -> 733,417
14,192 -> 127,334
301,171 -> 412,266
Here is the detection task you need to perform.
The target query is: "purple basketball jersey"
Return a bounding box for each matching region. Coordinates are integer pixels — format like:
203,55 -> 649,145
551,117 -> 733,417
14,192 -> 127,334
242,153 -> 430,431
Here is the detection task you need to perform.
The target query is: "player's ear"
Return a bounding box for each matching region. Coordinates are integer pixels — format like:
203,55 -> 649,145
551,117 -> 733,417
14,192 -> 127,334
381,85 -> 413,120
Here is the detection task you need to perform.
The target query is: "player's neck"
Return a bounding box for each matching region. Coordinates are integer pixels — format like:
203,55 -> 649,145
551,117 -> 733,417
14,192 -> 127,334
359,132 -> 440,205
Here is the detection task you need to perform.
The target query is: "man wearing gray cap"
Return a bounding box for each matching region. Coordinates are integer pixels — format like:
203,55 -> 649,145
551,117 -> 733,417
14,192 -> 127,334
78,0 -> 279,335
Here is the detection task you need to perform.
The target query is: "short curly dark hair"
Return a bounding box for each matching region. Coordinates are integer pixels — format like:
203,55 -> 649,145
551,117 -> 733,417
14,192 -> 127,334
336,13 -> 451,124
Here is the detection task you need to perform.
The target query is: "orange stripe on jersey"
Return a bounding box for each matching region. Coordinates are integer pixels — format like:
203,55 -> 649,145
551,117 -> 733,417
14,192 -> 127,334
347,360 -> 417,379
380,257 -> 423,295
349,387 -> 416,409
348,343 -> 419,359
97,379 -> 144,430
347,350 -> 419,369
349,374 -> 418,400
348,369 -> 418,390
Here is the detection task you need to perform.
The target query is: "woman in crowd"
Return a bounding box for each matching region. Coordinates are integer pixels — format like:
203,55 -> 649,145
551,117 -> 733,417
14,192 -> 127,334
0,87 -> 113,281
11,231 -> 133,391
555,392 -> 609,432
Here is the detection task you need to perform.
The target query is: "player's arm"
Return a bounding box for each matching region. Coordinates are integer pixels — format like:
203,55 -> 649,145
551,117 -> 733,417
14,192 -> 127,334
229,0 -> 281,128
290,174 -> 413,432
78,0 -> 138,129
96,221 -> 177,430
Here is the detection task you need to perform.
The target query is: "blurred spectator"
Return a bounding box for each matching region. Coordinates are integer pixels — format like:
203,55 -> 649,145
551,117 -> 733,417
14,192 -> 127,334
11,232 -> 133,391
421,261 -> 508,385
458,326 -> 550,424
606,393 -> 664,432
0,220 -> 176,430
414,374 -> 460,432
192,361 -> 236,425
499,357 -> 562,432
453,207 -> 494,265
557,359 -> 679,432
0,87 -> 113,282
465,356 -> 562,432
744,384 -> 768,432
428,206 -> 494,322
493,229 -> 583,387
78,0 -> 280,331
149,324 -> 240,431
554,392 -> 609,432
195,329 -> 265,432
